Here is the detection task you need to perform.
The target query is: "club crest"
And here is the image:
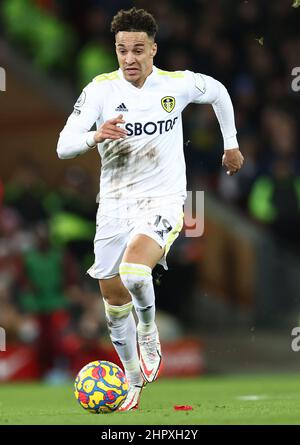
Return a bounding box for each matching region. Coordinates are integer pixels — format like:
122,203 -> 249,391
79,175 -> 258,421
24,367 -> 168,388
161,96 -> 175,113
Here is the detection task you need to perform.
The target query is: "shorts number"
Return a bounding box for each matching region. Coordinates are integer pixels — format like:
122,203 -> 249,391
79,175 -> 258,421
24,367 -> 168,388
154,215 -> 172,233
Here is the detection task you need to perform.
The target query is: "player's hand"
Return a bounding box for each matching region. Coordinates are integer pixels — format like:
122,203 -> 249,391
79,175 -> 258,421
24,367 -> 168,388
94,114 -> 127,143
222,148 -> 244,176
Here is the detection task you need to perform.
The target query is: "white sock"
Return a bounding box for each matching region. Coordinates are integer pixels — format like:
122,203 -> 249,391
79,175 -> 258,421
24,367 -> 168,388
103,300 -> 142,386
123,313 -> 144,386
119,262 -> 156,334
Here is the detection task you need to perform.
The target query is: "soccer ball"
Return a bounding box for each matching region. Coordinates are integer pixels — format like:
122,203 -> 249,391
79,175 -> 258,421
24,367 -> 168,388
74,360 -> 129,414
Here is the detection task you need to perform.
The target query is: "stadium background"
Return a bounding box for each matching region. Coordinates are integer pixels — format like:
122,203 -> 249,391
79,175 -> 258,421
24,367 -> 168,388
0,0 -> 300,396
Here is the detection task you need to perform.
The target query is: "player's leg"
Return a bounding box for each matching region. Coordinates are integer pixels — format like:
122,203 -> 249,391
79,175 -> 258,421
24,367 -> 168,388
99,276 -> 145,411
99,276 -> 143,386
121,233 -> 162,333
119,208 -> 184,383
87,217 -> 146,410
119,234 -> 164,383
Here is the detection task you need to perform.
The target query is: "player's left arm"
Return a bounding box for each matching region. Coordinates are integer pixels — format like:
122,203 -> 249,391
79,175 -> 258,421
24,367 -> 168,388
188,72 -> 244,176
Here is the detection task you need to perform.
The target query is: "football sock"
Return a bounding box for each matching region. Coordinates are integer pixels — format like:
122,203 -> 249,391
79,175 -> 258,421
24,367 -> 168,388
103,300 -> 142,386
119,262 -> 156,335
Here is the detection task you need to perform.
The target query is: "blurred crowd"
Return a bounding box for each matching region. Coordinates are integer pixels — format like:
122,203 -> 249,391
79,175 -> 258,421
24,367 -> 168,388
0,161 -> 110,378
1,0 -> 300,376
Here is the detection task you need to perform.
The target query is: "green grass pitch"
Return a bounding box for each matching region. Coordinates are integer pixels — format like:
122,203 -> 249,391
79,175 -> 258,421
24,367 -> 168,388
0,374 -> 300,425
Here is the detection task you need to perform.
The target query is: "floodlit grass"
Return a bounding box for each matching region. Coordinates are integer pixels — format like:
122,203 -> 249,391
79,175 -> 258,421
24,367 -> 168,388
0,374 -> 300,425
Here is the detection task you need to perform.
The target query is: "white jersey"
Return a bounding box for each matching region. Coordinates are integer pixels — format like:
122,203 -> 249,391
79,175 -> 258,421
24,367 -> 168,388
57,66 -> 238,218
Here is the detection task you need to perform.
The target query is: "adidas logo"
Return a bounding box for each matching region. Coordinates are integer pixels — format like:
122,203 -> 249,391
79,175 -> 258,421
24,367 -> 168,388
115,103 -> 128,112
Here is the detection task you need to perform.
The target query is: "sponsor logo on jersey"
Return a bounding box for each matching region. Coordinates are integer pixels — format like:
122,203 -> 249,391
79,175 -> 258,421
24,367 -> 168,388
161,96 -> 175,113
115,103 -> 128,112
125,117 -> 178,136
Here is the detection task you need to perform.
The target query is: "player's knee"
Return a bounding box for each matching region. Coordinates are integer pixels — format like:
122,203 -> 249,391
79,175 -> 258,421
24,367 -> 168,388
99,277 -> 131,306
119,262 -> 152,298
101,292 -> 129,306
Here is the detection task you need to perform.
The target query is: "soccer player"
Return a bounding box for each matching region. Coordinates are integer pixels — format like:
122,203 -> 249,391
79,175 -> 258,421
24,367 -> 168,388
57,7 -> 244,411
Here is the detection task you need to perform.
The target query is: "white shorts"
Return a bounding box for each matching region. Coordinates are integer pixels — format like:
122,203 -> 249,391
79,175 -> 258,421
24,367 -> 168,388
87,204 -> 184,279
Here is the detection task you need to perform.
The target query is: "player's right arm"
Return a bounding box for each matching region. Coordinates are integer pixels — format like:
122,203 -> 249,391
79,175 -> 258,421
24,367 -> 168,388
57,82 -> 127,159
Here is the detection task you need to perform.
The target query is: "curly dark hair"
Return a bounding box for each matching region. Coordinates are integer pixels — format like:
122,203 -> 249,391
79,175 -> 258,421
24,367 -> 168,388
111,7 -> 158,39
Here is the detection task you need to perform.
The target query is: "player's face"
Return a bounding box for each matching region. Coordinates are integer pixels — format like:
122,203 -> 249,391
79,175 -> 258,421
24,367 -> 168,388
115,32 -> 157,88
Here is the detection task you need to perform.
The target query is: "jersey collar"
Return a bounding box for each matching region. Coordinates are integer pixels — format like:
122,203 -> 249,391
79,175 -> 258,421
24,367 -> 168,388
118,66 -> 158,91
